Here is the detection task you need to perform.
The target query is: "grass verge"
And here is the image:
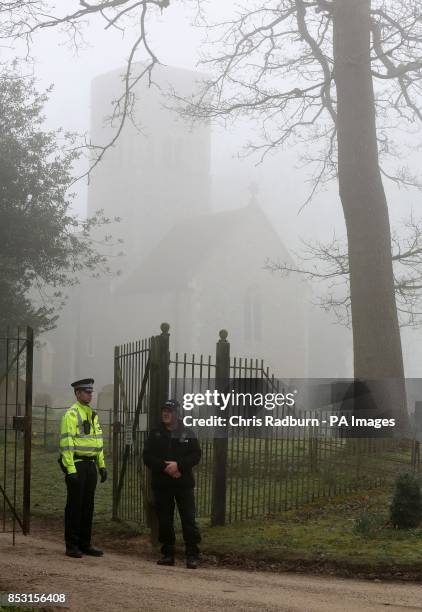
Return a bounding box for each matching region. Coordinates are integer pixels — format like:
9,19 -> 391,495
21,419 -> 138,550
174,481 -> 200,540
6,446 -> 422,579
198,487 -> 422,579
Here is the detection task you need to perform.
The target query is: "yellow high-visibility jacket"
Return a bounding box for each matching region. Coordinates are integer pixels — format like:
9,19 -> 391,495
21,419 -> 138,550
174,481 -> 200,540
59,401 -> 105,474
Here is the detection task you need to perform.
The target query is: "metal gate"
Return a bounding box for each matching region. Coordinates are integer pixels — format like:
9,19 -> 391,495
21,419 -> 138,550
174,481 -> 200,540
113,333 -> 151,523
0,327 -> 33,542
112,323 -> 277,526
112,323 -> 419,528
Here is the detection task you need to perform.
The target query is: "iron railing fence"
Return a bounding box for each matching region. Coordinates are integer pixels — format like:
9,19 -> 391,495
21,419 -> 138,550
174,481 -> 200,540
203,416 -> 414,523
113,337 -> 151,523
112,325 -> 421,526
0,327 -> 33,541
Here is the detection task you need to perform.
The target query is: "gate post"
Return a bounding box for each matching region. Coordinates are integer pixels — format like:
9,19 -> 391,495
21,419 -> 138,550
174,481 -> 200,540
149,323 -> 170,429
112,345 -> 120,520
23,326 -> 33,535
145,323 -> 170,542
211,329 -> 230,526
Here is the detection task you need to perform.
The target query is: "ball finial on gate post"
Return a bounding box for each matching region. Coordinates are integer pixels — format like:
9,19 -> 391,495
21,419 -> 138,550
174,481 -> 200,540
219,329 -> 228,342
160,322 -> 170,335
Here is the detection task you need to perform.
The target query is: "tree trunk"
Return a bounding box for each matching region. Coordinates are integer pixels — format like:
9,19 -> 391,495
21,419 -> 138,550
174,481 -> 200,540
333,0 -> 409,431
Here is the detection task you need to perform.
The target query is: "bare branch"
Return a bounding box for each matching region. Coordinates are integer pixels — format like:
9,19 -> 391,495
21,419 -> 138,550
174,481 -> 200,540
295,0 -> 336,123
268,216 -> 422,328
0,0 -> 171,180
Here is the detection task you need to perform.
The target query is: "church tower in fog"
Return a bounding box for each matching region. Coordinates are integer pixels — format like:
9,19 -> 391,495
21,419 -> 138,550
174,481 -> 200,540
88,64 -> 211,266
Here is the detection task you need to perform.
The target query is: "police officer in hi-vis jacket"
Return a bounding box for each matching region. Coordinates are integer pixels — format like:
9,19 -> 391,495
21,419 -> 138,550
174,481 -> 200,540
59,378 -> 107,558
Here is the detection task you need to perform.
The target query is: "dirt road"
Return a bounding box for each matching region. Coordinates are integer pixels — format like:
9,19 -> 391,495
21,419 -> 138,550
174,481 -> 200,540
0,533 -> 421,612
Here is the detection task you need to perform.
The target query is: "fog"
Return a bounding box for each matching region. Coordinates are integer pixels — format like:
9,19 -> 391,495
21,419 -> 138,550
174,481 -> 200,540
12,2 -> 421,406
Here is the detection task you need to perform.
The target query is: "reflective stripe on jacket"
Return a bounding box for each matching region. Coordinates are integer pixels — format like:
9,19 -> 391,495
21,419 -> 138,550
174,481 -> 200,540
59,401 -> 105,474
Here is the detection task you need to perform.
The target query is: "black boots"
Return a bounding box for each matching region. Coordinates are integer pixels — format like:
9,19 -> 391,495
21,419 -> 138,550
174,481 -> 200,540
66,545 -> 103,557
79,545 -> 104,556
65,546 -> 82,558
156,548 -> 199,568
157,554 -> 175,566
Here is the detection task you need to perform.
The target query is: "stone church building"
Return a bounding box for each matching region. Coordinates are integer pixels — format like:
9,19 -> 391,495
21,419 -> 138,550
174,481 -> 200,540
35,64 -> 349,405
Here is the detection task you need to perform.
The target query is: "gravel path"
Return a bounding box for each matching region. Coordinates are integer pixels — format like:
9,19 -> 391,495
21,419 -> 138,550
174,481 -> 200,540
1,533 -> 422,611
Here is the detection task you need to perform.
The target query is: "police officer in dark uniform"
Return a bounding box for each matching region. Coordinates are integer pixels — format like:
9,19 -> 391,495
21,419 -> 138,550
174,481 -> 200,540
143,399 -> 201,569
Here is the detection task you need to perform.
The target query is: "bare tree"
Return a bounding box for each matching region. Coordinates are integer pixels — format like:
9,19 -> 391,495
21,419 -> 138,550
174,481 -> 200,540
267,216 -> 422,329
174,0 -> 422,429
0,0 -> 171,179
3,0 -> 422,427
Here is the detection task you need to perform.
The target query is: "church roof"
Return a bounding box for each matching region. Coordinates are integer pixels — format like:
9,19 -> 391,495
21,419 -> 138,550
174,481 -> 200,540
119,205 -> 289,294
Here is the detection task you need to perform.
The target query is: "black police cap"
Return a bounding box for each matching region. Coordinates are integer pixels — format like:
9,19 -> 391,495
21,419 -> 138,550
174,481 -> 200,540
71,378 -> 94,391
162,399 -> 179,412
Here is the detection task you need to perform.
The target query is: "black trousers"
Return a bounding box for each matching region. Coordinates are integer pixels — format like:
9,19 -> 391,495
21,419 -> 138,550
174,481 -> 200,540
154,487 -> 201,556
64,460 -> 97,549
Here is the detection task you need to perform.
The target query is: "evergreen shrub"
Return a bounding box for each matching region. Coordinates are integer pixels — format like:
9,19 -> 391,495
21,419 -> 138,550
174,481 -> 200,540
390,472 -> 422,529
